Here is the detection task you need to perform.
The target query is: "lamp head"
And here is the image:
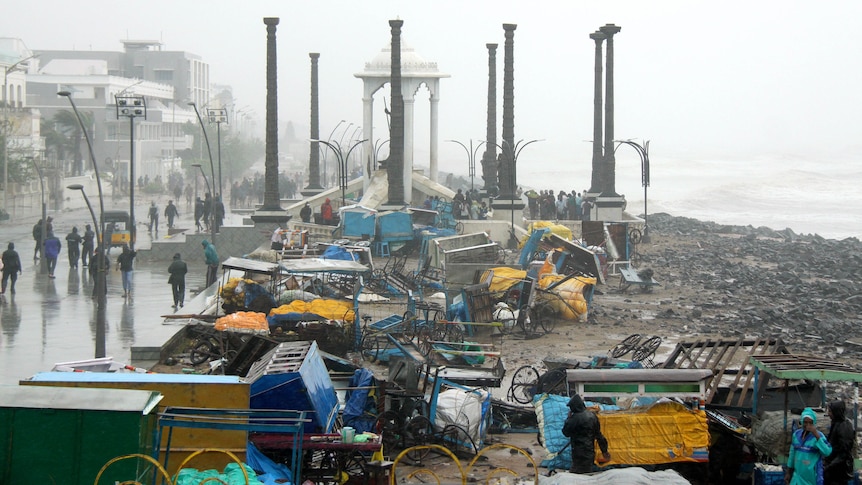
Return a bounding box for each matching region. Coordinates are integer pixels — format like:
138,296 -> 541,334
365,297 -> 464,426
67,184 -> 84,191
191,163 -> 201,168
57,91 -> 71,97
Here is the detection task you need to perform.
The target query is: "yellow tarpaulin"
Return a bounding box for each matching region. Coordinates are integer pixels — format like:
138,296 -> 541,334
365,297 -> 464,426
596,401 -> 709,465
214,311 -> 269,333
519,221 -> 573,248
270,299 -> 355,323
479,267 -> 528,293
537,273 -> 594,319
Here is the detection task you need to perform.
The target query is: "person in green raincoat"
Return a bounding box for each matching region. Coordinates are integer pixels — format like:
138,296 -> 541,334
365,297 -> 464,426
785,407 -> 832,485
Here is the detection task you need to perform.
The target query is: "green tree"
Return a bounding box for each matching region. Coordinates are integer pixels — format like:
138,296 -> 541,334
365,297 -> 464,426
52,109 -> 94,176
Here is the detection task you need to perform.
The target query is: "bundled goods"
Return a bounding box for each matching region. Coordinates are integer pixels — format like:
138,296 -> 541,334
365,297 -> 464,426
214,311 -> 269,334
220,278 -> 255,307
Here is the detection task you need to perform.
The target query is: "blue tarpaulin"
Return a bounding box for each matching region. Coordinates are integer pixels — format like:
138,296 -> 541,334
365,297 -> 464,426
321,245 -> 359,261
342,368 -> 378,433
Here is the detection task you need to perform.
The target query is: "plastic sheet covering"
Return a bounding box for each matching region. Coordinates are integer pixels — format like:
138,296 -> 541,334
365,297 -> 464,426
520,221 -> 574,248
245,442 -> 294,485
434,387 -> 491,452
244,282 -> 276,308
270,299 -> 354,322
537,274 -> 595,319
537,467 -> 692,484
277,289 -> 320,305
214,311 -> 269,333
175,462 -> 264,485
321,245 -> 358,261
537,395 -> 709,470
480,267 -> 528,293
342,368 -> 378,433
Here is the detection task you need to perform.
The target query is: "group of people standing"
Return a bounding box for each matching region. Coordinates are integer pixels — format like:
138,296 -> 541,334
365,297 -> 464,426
192,193 -> 225,233
526,189 -> 595,222
448,189 -> 490,220
29,217 -> 96,280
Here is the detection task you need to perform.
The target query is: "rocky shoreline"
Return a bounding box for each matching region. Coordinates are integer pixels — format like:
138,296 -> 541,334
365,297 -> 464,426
601,212 -> 862,368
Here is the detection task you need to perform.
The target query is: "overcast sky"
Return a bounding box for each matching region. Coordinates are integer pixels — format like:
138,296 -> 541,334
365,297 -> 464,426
4,0 -> 862,177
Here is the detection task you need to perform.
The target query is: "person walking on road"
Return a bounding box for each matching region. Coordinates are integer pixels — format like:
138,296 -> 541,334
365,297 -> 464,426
201,239 -> 219,288
32,219 -> 43,260
81,224 -> 95,267
167,252 -> 188,309
194,197 -> 204,233
148,201 -> 159,235
561,394 -> 611,474
115,244 -> 137,298
164,200 -> 179,230
65,226 -> 82,269
1,242 -> 22,295
43,232 -> 61,279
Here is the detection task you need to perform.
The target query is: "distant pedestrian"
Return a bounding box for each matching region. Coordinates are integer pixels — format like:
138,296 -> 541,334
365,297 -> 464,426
148,201 -> 159,234
164,200 -> 179,229
203,193 -> 213,230
214,195 -> 225,232
44,232 -> 61,279
32,219 -> 43,260
300,202 -> 312,223
184,184 -> 193,207
320,198 -> 333,225
201,239 -> 219,288
167,252 -> 188,309
81,224 -> 95,267
89,246 -> 110,297
65,226 -> 82,269
1,242 -> 22,295
115,244 -> 137,298
824,400 -> 854,485
194,197 -> 204,232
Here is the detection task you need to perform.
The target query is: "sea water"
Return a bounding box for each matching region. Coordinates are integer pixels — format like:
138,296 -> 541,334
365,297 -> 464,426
518,155 -> 862,240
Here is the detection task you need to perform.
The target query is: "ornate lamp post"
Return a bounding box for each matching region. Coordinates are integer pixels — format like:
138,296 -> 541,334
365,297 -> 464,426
27,155 -> 47,274
614,139 -> 651,242
191,163 -> 211,198
487,138 -> 543,244
188,102 -> 217,246
323,120 -> 346,188
115,95 -> 146,249
59,88 -> 107,358
313,138 -> 368,207
206,107 -> 228,195
446,139 -> 486,193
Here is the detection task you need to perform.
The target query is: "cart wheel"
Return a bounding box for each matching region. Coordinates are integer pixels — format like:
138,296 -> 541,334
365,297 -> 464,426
360,334 -> 380,363
538,367 -> 568,396
610,333 -> 642,358
375,410 -> 402,454
509,365 -> 540,404
629,228 -> 643,245
402,310 -> 418,340
441,424 -> 477,458
340,449 -> 368,481
189,340 -> 217,365
455,221 -> 464,235
633,336 -> 662,362
417,327 -> 433,357
404,415 -> 433,464
534,302 -> 562,334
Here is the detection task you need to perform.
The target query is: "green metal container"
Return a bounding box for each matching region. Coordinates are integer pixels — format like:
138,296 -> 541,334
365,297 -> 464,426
0,385 -> 162,485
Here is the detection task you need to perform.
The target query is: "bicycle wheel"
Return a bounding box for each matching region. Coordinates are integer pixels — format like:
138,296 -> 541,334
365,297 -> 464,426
441,424 -> 477,458
533,302 -> 562,334
402,310 -> 418,340
360,334 -> 380,363
610,334 -> 642,358
538,367 -> 568,396
189,340 -> 218,365
633,336 -> 662,362
417,327 -> 434,357
404,415 -> 433,463
628,228 -> 643,245
340,449 -> 368,481
455,221 -> 464,234
509,365 -> 540,404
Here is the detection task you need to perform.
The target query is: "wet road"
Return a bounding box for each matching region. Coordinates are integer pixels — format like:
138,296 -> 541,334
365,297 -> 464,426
0,199 -> 213,385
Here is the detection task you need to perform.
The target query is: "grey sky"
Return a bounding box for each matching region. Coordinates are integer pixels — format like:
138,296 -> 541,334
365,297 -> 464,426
4,0 -> 862,179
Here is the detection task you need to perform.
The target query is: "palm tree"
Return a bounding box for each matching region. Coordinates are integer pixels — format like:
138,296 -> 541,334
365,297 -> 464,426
52,109 -> 94,176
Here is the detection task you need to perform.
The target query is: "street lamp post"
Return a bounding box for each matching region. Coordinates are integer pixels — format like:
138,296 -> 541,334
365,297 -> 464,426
188,102 -> 217,247
3,54 -> 37,219
28,155 -> 47,274
207,107 -> 228,196
115,95 -> 146,250
614,139 -> 651,242
59,89 -> 107,359
191,163 -> 211,198
487,138 -> 543,243
373,139 -> 390,172
323,120 -> 346,188
313,138 -> 368,207
348,126 -> 363,172
446,139 -> 486,193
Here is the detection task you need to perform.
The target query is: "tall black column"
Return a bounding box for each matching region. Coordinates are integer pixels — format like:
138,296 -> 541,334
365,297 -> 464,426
480,43 -> 498,194
385,19 -> 405,205
304,53 -> 322,192
498,23 -> 517,199
600,23 -> 621,197
260,17 -> 282,210
588,31 -> 605,195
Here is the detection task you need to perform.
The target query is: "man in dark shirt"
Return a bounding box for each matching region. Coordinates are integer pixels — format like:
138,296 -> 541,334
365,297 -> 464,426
561,394 -> 611,474
1,242 -> 22,295
116,244 -> 137,298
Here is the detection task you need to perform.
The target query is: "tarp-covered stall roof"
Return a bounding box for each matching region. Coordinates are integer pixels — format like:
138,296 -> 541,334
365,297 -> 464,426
749,354 -> 862,382
222,257 -> 280,275
279,258 -> 370,274
566,368 -> 714,399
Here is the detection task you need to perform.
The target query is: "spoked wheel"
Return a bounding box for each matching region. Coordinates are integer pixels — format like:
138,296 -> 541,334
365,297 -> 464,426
360,334 -> 381,363
633,336 -> 662,363
417,327 -> 434,357
404,415 -> 433,464
629,228 -> 643,245
374,410 -> 402,456
442,424 -> 477,458
189,340 -> 218,365
537,367 -> 568,396
610,333 -> 642,358
533,302 -> 562,334
509,365 -> 540,404
340,449 -> 368,481
455,221 -> 464,235
402,310 -> 418,340
519,306 -> 543,339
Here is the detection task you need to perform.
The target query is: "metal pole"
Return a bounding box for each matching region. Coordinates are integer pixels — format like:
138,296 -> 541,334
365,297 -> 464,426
188,102 -> 216,247
29,157 -> 47,273
217,121 -> 222,197
324,120 -> 346,188
129,115 -> 136,249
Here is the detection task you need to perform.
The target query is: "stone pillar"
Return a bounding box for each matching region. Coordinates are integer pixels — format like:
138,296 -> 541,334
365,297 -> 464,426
480,43 -> 498,195
429,94 -> 439,183
588,31 -> 605,196
498,23 -> 516,199
596,23 -> 624,222
385,19 -> 405,206
404,96 -> 415,204
303,52 -> 323,194
252,17 -> 290,225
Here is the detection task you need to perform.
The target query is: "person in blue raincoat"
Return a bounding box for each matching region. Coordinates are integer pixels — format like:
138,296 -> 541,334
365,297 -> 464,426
786,407 -> 832,485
